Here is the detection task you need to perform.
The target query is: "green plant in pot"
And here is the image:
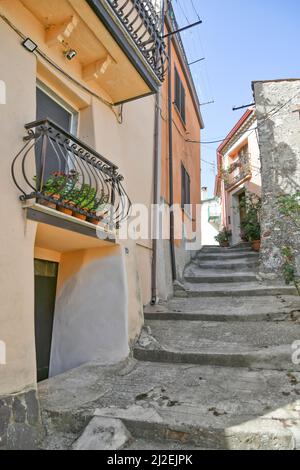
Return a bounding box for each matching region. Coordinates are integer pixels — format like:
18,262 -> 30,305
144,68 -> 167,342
86,191 -> 110,225
215,228 -> 232,247
70,184 -> 96,220
239,192 -> 261,252
34,171 -> 78,211
277,192 -> 300,295
70,184 -> 110,224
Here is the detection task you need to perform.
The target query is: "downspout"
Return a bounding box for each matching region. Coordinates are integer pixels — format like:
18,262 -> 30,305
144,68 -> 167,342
151,0 -> 166,305
167,32 -> 177,281
151,91 -> 160,305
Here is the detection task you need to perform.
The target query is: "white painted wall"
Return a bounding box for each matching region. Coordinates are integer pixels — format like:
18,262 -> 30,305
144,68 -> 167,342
201,199 -> 221,246
50,246 -> 129,376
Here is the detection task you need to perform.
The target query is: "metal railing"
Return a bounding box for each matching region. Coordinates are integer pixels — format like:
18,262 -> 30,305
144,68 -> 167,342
11,119 -> 131,228
224,153 -> 252,190
107,0 -> 168,81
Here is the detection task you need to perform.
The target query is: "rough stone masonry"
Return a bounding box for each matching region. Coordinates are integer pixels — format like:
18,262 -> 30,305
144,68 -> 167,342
253,79 -> 300,279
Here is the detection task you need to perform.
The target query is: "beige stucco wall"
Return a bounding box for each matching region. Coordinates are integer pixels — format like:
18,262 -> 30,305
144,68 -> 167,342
79,95 -> 155,308
0,19 -> 37,395
0,0 -> 156,394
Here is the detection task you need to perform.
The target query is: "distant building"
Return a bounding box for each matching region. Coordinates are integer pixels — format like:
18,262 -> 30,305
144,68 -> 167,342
215,108 -> 261,246
201,188 -> 221,246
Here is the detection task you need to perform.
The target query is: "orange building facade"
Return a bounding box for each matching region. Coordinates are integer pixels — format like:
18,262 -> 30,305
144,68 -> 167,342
156,4 -> 204,299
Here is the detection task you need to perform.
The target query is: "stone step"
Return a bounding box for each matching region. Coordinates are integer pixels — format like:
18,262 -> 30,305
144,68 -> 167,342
200,245 -> 252,254
184,272 -> 257,284
197,252 -> 259,262
125,438 -> 206,450
39,359 -> 300,450
194,260 -> 259,271
134,320 -> 300,371
144,296 -> 300,322
176,282 -> 298,298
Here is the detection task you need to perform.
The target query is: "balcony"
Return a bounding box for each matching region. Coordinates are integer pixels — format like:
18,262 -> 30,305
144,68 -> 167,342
86,0 -> 168,99
12,120 -> 131,232
224,153 -> 252,190
1,1 -> 168,104
103,0 -> 167,81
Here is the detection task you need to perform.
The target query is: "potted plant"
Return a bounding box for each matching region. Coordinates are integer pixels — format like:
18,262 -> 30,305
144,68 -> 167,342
215,228 -> 232,247
240,192 -> 261,252
244,222 -> 261,252
86,192 -> 110,225
34,175 -> 61,209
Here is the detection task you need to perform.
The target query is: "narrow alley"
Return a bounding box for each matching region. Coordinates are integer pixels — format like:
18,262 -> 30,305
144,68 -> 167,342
39,244 -> 300,450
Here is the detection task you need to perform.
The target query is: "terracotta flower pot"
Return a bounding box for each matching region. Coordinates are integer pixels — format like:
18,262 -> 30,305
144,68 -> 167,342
220,241 -> 230,248
40,193 -> 60,210
73,212 -> 87,221
58,201 -> 74,216
251,240 -> 261,252
87,212 -> 100,225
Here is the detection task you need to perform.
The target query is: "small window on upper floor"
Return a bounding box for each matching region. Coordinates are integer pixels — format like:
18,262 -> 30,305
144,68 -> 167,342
174,67 -> 186,124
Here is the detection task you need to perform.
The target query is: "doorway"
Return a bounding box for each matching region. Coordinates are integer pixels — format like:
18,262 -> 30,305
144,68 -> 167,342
34,259 -> 58,382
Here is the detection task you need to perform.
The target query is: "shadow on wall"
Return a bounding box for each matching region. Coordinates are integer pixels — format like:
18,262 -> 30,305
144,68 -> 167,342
259,116 -> 300,275
49,246 -> 129,377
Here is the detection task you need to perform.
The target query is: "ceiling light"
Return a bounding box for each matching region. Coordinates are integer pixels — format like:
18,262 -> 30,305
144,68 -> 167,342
64,49 -> 77,61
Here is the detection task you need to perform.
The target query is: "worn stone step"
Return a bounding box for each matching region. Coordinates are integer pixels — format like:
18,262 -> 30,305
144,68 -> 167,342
176,282 -> 298,298
184,272 -> 257,284
125,438 -> 206,450
200,245 -> 252,254
197,252 -> 259,262
193,260 -> 259,271
134,320 -> 300,371
39,359 -> 300,450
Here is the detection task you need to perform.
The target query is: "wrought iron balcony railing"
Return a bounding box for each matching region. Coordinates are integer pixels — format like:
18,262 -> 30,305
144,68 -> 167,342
11,120 -> 131,228
107,0 -> 168,81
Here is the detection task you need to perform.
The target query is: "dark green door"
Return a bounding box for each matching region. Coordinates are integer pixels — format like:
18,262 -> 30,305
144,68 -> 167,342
34,259 -> 59,382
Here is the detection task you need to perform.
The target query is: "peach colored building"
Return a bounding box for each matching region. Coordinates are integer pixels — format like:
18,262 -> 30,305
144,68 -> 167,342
215,108 -> 261,246
156,2 -> 204,299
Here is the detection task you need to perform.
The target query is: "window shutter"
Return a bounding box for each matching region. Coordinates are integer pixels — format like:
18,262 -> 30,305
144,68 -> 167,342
175,67 -> 180,111
181,84 -> 186,124
181,164 -> 191,209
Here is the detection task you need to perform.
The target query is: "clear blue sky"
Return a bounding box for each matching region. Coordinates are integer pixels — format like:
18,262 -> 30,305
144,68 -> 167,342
172,0 -> 300,197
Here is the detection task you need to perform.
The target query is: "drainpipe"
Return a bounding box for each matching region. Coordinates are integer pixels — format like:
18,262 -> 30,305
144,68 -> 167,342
151,0 -> 170,304
167,32 -> 177,281
151,91 -> 161,305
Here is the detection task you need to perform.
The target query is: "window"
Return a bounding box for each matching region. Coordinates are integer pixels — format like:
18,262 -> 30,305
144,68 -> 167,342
181,164 -> 190,210
174,67 -> 186,124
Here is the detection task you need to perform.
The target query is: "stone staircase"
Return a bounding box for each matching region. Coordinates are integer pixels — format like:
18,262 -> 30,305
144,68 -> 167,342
39,245 -> 300,450
175,244 -> 297,298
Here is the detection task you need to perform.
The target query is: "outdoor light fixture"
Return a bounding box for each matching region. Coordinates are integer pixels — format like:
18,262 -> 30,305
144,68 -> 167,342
22,38 -> 38,53
64,49 -> 77,61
